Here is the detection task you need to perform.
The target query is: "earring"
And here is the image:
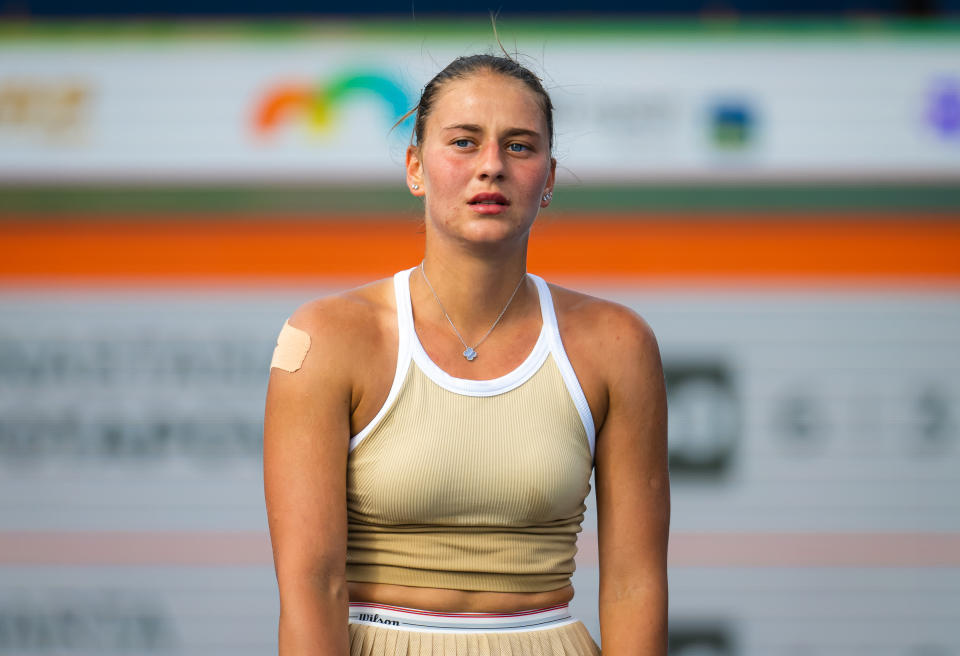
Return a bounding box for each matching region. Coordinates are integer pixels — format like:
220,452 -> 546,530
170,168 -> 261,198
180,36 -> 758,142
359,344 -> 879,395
412,184 -> 420,190
542,191 -> 552,202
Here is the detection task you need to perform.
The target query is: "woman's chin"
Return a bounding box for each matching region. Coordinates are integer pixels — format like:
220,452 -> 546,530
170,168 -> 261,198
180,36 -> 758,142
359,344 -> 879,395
425,209 -> 534,250
458,222 -> 531,248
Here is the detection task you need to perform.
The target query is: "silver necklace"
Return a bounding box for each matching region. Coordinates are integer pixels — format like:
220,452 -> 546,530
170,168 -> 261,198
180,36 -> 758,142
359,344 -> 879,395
419,262 -> 526,361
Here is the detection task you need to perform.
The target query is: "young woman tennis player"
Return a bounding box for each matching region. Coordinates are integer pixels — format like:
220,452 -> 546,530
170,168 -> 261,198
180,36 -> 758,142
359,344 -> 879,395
264,54 -> 669,655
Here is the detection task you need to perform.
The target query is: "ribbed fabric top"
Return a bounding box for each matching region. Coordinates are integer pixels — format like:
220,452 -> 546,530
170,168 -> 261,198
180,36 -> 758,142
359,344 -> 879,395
345,268 -> 595,593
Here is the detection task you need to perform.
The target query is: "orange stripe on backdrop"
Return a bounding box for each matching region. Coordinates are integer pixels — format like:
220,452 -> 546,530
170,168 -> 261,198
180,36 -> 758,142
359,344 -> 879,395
1,213 -> 959,283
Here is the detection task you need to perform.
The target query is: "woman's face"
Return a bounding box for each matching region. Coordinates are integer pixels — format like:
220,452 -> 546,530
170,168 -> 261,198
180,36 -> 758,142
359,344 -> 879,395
406,71 -> 556,250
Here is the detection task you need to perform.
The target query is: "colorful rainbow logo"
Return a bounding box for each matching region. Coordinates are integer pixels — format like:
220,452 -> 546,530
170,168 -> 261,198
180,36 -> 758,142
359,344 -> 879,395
254,72 -> 412,137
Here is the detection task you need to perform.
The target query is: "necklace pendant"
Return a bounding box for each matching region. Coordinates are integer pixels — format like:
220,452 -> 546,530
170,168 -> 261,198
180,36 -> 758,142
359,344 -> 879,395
462,347 -> 478,361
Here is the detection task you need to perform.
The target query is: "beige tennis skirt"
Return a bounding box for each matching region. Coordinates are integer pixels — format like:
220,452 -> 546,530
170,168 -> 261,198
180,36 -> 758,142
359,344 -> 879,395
348,602 -> 601,655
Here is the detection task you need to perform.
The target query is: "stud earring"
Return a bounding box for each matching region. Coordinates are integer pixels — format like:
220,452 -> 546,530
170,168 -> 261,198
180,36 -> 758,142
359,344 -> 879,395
542,191 -> 552,202
412,184 -> 420,190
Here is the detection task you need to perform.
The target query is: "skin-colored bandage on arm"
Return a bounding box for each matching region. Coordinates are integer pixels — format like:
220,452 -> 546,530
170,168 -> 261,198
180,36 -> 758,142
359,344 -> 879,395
270,320 -> 311,373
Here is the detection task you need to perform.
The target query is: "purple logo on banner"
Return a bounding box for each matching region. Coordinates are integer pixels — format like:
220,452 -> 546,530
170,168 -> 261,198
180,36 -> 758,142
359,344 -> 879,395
927,77 -> 960,139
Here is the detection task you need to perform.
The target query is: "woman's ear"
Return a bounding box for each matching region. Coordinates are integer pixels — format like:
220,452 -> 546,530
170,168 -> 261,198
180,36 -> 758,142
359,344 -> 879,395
406,145 -> 425,197
541,157 -> 557,208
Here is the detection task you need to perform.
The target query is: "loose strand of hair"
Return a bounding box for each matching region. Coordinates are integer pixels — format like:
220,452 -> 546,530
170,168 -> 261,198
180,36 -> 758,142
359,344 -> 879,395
391,105 -> 419,141
489,10 -> 515,63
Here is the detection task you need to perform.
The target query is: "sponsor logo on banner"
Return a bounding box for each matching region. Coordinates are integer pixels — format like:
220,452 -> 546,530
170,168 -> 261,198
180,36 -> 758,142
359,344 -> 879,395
252,70 -> 412,140
0,78 -> 91,141
0,592 -> 178,652
709,100 -> 756,150
912,385 -> 956,451
0,333 -> 268,467
771,381 -> 957,455
664,362 -> 739,478
669,623 -> 735,656
927,76 -> 960,139
554,91 -> 680,144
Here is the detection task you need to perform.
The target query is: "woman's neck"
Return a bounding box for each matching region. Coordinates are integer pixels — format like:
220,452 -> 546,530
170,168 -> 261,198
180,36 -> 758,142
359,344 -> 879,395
416,242 -> 531,335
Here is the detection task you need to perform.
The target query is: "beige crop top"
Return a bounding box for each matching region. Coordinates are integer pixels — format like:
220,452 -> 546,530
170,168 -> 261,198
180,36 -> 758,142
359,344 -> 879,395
345,268 -> 596,593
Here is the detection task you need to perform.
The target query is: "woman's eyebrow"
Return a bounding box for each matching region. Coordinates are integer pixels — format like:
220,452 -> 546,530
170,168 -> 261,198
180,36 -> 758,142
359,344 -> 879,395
501,127 -> 541,140
442,123 -> 483,133
441,124 -> 542,139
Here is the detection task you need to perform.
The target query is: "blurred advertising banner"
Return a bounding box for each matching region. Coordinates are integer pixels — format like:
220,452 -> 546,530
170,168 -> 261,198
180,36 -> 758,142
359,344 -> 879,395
1,20 -> 959,183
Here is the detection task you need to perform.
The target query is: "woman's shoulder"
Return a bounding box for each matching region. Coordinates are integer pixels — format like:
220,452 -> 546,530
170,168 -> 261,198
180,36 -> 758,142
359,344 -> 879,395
546,281 -> 659,358
544,281 -> 664,431
282,276 -> 397,363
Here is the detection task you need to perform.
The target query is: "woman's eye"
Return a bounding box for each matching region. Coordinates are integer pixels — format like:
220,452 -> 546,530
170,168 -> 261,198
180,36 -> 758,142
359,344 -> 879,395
508,143 -> 529,152
454,139 -> 472,148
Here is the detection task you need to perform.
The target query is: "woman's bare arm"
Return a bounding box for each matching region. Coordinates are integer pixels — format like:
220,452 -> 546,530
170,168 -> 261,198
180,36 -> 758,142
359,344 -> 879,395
263,300 -> 356,655
593,305 -> 670,655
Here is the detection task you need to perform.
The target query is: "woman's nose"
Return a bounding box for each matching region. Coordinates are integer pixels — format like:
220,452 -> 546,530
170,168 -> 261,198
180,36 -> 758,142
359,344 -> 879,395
476,142 -> 505,180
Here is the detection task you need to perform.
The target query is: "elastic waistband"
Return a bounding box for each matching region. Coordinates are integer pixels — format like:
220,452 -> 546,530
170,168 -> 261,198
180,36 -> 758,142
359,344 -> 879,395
348,602 -> 575,633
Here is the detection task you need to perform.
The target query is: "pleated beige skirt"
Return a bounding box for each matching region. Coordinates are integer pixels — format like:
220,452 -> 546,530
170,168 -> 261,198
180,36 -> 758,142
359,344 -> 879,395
349,619 -> 600,655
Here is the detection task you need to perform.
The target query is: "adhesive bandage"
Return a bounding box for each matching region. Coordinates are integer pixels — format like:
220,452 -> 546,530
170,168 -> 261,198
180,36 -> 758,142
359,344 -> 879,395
270,320 -> 311,373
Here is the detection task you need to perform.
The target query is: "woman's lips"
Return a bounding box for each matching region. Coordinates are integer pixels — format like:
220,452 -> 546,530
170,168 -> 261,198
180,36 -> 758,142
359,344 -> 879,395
468,192 -> 509,205
470,203 -> 506,215
468,193 -> 510,215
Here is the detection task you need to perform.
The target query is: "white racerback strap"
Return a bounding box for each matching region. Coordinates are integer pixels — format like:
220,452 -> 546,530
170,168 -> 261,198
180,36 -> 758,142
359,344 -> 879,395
528,274 -> 597,454
347,270 -> 415,451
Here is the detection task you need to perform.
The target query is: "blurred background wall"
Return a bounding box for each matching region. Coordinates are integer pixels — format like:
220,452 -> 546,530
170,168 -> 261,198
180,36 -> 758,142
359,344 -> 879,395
1,4 -> 959,655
